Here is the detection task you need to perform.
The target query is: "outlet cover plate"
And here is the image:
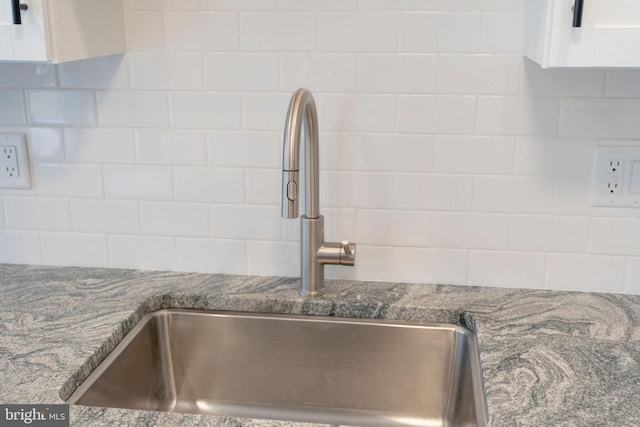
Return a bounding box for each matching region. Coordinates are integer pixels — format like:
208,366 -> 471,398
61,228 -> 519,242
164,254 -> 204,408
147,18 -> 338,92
0,134 -> 31,190
591,146 -> 640,207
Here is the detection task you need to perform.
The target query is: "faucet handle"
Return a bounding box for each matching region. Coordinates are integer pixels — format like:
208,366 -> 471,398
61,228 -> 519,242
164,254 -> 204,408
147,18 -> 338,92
317,239 -> 356,266
340,239 -> 356,266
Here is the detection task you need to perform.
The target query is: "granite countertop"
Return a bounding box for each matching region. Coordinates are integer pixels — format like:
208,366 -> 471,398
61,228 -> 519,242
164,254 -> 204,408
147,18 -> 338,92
1,263 -> 639,426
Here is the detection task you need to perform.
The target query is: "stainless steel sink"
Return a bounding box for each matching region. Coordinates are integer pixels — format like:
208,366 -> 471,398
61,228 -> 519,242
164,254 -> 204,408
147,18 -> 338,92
67,309 -> 488,427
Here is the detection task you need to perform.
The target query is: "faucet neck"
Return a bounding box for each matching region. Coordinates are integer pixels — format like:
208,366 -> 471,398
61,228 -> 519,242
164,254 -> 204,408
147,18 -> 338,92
282,88 -> 320,220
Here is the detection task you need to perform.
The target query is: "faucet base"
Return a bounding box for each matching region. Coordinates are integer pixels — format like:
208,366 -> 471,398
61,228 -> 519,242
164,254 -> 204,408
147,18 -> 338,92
299,215 -> 357,298
300,215 -> 324,297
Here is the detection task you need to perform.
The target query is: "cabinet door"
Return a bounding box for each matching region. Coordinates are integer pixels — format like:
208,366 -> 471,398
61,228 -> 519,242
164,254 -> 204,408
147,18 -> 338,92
590,0 -> 640,66
0,0 -> 50,61
546,0 -> 596,67
0,1 -> 16,59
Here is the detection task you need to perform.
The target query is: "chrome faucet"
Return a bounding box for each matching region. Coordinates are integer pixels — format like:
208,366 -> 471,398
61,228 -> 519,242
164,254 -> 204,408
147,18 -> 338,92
281,88 -> 356,297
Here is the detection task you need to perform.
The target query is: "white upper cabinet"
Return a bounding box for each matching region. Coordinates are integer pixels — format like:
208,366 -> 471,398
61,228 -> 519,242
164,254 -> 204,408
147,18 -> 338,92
0,0 -> 125,63
524,0 -> 640,68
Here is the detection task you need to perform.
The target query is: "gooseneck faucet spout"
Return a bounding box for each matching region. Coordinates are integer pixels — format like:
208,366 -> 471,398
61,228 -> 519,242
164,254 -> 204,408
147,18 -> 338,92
281,88 -> 319,220
281,88 -> 356,297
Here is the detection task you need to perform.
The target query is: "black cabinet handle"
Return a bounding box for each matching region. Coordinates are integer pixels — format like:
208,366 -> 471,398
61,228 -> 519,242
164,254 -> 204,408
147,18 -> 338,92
573,0 -> 584,27
11,0 -> 28,25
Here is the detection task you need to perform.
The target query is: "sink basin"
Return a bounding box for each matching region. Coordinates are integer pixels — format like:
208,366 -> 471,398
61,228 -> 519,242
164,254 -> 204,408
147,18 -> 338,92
67,309 -> 488,427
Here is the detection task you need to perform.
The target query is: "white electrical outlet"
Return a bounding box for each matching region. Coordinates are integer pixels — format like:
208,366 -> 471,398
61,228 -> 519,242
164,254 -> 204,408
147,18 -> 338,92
1,146 -> 19,178
605,159 -> 623,194
0,134 -> 31,189
591,146 -> 640,207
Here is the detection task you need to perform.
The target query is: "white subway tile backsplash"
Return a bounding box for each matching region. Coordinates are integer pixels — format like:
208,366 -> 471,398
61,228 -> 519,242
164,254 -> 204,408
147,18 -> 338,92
513,138 -> 595,177
211,205 -> 280,240
202,0 -> 276,11
41,232 -> 108,267
360,0 -> 438,11
34,164 -> 104,198
0,90 -> 25,124
136,130 -> 207,165
208,131 -> 280,168
432,212 -> 508,249
247,240 -> 298,276
397,95 -> 476,134
71,199 -> 139,234
242,93 -> 291,130
559,98 -> 640,139
0,63 -> 57,88
396,174 -> 473,211
319,12 -> 397,52
356,210 -> 431,247
477,96 -> 560,136
322,171 -> 395,209
131,52 -> 203,90
280,0 -> 356,10
589,218 -> 640,256
398,13 -> 438,53
104,165 -> 173,200
474,176 -> 554,214
335,245 -> 394,281
604,70 -> 640,98
171,92 -> 242,129
480,11 -> 523,53
204,53 -> 278,91
246,169 -> 279,205
627,258 -> 640,294
436,12 -> 483,52
148,0 -> 196,11
280,54 -> 357,93
26,128 -> 65,162
438,54 -> 520,94
321,133 -> 358,171
508,215 -> 589,253
358,54 -> 437,94
174,167 -> 245,203
441,0 -> 524,11
0,231 -> 41,264
28,91 -> 96,125
357,134 -> 434,172
393,248 -> 468,284
319,94 -> 396,133
65,129 -> 135,164
164,12 -> 239,51
546,254 -> 626,292
2,0 -> 640,294
322,207 -> 356,242
240,13 -> 316,51
280,216 -> 300,242
97,90 -> 169,127
140,201 -> 210,236
469,250 -> 546,288
434,135 -> 514,174
4,197 -> 71,231
177,238 -> 247,274
399,12 -> 482,53
109,235 -> 177,270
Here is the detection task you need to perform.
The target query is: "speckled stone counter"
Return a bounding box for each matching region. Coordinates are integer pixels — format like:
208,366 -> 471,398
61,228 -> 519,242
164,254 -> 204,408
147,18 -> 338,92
1,264 -> 639,426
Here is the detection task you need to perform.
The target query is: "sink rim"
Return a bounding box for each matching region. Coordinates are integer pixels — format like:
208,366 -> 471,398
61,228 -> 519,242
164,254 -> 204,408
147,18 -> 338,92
66,308 -> 489,426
